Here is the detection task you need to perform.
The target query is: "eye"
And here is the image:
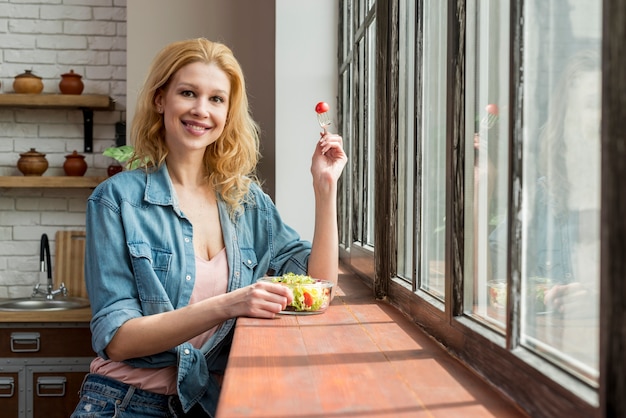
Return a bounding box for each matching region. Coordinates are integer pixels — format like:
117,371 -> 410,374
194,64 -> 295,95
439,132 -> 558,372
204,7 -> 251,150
211,95 -> 225,103
181,90 -> 195,98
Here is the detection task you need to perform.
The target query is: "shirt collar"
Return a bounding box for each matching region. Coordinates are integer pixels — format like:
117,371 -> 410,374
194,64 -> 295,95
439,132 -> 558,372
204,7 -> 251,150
144,163 -> 178,208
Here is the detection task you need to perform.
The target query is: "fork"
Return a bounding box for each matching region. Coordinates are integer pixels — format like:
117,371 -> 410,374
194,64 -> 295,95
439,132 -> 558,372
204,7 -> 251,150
315,101 -> 332,130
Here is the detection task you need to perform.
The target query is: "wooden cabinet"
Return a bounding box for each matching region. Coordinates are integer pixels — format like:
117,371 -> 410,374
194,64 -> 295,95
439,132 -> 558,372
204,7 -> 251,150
32,370 -> 88,418
0,325 -> 94,418
1,366 -> 90,418
0,371 -> 20,417
0,327 -> 93,358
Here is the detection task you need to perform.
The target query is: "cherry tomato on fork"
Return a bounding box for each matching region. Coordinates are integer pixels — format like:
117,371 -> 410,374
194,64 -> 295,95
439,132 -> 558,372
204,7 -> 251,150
485,103 -> 499,115
315,102 -> 330,114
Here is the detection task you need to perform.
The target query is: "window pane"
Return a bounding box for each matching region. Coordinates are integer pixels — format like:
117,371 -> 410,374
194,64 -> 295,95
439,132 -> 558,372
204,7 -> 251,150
353,35 -> 366,244
339,69 -> 353,248
520,0 -> 601,384
342,0 -> 353,61
397,0 -> 416,284
463,0 -> 510,327
349,3 -> 376,248
419,0 -> 448,299
366,22 -> 376,247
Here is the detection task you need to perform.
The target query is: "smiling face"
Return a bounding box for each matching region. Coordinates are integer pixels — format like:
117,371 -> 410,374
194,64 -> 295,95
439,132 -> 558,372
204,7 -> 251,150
155,61 -> 231,157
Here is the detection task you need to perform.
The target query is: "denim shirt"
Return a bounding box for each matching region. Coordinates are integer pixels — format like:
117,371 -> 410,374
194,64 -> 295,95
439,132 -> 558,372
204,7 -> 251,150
85,164 -> 311,415
488,176 -> 575,283
527,177 -> 575,282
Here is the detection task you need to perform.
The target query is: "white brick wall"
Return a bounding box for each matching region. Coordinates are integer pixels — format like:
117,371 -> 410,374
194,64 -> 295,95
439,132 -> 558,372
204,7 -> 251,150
0,0 -> 127,297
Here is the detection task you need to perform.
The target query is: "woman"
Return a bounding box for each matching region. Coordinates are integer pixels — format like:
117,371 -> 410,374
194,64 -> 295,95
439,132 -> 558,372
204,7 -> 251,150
71,38 -> 347,417
528,49 -> 600,316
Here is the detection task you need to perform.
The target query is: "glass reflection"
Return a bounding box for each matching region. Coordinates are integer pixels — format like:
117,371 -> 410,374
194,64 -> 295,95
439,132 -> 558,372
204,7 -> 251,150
464,0 -> 510,327
520,0 -> 601,382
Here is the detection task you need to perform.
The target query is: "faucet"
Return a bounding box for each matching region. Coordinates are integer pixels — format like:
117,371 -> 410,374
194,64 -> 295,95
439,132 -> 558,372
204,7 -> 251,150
32,233 -> 67,300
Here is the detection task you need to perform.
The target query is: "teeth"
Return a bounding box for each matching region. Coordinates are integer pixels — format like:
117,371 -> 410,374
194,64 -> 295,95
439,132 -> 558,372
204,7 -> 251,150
185,122 -> 207,132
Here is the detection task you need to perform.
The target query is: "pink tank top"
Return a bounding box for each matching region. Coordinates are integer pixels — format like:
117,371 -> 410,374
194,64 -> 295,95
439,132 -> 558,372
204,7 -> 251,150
90,248 -> 229,395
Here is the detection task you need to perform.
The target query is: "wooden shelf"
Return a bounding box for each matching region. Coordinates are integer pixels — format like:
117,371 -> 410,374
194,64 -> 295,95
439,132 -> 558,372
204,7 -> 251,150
0,94 -> 116,153
0,93 -> 114,110
0,176 -> 107,188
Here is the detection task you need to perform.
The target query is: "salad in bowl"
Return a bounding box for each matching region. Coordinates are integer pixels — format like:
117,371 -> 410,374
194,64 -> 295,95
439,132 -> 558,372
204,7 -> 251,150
260,273 -> 333,314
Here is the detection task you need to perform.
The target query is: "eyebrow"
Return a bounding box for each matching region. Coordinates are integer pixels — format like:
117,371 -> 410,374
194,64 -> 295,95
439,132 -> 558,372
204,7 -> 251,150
176,82 -> 229,95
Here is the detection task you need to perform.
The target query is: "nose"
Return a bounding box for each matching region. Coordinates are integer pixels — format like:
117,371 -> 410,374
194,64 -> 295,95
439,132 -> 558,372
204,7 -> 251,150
191,99 -> 211,118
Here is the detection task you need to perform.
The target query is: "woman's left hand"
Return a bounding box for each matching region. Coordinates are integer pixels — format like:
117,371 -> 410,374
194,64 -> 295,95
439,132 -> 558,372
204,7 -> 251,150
312,129 -> 348,191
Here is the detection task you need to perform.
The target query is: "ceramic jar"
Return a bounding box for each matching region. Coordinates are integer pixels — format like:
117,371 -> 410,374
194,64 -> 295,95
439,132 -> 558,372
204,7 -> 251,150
107,162 -> 123,177
17,148 -> 48,176
13,70 -> 44,94
59,70 -> 84,95
63,150 -> 88,176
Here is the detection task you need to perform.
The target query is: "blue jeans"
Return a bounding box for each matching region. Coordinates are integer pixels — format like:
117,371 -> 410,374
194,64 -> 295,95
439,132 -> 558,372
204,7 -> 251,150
70,373 -> 209,417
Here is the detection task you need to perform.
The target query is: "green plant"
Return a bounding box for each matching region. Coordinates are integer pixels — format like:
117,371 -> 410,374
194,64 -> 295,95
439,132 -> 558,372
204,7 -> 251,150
103,145 -> 141,170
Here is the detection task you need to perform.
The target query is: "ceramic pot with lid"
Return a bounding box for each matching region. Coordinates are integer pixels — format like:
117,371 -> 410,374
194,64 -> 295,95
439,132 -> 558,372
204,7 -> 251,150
59,70 -> 84,95
13,70 -> 44,94
63,150 -> 88,176
107,162 -> 123,177
17,148 -> 48,176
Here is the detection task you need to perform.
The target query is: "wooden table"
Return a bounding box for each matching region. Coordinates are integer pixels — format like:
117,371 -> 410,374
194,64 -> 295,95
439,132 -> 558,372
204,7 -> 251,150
216,274 -> 525,418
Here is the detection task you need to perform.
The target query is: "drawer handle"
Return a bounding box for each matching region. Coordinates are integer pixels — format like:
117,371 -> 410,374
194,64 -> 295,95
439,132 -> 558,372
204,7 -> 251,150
0,377 -> 15,398
10,332 -> 41,353
37,376 -> 66,397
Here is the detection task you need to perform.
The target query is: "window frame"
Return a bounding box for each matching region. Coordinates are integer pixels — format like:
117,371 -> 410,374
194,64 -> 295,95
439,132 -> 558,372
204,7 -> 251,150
338,0 -> 626,416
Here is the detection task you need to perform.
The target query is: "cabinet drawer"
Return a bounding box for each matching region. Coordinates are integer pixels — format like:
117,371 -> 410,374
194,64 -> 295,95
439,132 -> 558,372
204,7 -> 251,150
0,327 -> 94,358
32,370 -> 88,418
0,371 -> 21,417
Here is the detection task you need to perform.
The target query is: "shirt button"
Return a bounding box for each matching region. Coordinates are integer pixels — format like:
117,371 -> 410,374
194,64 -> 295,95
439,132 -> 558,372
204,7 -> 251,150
235,271 -> 240,277
186,275 -> 191,281
247,259 -> 252,265
184,237 -> 190,243
184,348 -> 190,355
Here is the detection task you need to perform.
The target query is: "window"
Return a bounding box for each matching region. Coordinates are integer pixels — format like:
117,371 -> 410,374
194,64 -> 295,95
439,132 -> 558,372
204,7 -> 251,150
519,1 -> 602,385
338,0 -> 625,416
397,0 -> 448,301
339,0 -> 377,277
463,0 -> 511,329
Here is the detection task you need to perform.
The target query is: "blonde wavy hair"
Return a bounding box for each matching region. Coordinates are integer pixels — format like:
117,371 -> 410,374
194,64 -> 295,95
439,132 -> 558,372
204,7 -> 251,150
130,38 -> 260,216
537,49 -> 600,215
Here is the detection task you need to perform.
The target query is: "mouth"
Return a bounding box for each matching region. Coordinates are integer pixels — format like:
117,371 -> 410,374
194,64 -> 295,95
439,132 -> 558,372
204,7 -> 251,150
182,120 -> 211,132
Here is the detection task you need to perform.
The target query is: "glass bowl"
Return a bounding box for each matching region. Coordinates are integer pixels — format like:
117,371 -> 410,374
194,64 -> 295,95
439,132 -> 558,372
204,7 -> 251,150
260,275 -> 334,315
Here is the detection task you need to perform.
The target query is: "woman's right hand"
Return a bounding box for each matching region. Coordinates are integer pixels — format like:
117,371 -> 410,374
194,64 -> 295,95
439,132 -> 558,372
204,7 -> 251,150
228,281 -> 294,318
105,280 -> 294,361
544,282 -> 596,318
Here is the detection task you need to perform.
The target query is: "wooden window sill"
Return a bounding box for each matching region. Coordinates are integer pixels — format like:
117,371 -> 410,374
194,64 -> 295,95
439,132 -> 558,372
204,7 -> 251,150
216,270 -> 527,417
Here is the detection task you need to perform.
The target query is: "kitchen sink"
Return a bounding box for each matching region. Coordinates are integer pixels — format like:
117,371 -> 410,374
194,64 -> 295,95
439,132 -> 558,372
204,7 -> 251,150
0,297 -> 90,311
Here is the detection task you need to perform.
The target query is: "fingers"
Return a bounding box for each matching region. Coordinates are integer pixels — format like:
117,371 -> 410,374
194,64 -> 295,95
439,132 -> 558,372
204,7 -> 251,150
544,283 -> 591,316
318,132 -> 345,156
245,282 -> 294,318
553,292 -> 595,318
319,130 -> 341,144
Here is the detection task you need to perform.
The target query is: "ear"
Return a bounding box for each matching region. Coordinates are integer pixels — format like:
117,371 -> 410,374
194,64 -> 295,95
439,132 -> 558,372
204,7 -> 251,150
154,92 -> 164,114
